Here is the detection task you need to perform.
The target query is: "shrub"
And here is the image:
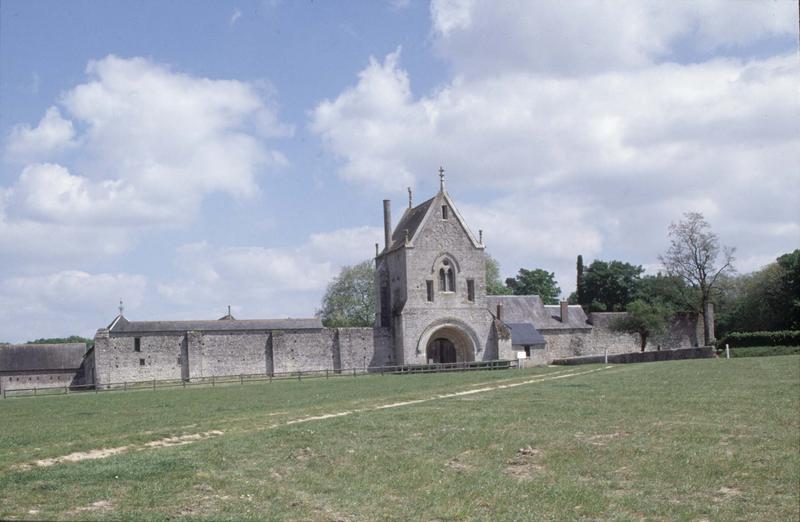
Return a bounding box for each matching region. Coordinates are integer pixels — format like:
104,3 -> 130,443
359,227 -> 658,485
718,330 -> 800,348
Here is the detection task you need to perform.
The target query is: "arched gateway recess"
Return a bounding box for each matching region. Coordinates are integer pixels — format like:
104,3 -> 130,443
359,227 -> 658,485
421,323 -> 477,364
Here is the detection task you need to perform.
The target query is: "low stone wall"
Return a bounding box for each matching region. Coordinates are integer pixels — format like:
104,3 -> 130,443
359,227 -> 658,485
1,371 -> 80,392
551,346 -> 715,365
94,326 -> 396,386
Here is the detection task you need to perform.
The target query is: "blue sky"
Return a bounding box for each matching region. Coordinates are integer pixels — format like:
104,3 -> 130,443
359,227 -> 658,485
1,0 -> 797,342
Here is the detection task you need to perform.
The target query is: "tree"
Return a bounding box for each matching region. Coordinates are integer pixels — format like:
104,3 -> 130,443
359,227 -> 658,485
485,254 -> 512,295
611,299 -> 674,351
505,268 -> 561,304
714,249 -> 800,336
578,260 -> 644,312
659,212 -> 735,346
27,336 -> 94,348
576,255 -> 585,305
775,249 -> 800,329
317,260 -> 375,327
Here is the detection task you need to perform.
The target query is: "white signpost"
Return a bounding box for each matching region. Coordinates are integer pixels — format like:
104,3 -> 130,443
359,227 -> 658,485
517,351 -> 527,369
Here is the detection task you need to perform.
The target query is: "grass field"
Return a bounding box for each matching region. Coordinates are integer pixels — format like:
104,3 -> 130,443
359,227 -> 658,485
1,356 -> 798,521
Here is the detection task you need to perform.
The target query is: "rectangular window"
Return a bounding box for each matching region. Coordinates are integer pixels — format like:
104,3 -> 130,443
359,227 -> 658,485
442,205 -> 448,219
524,346 -> 531,357
426,280 -> 434,302
134,337 -> 141,352
139,358 -> 145,366
467,279 -> 475,302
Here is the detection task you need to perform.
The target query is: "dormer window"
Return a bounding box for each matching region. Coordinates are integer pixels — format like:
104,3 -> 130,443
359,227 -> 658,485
442,205 -> 449,219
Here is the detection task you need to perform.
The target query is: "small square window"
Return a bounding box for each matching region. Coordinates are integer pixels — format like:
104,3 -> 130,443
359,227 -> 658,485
134,337 -> 141,352
426,280 -> 434,302
139,358 -> 145,366
442,205 -> 448,219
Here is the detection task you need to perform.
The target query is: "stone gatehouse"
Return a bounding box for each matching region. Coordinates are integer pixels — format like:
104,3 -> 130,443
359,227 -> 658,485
85,171 -> 710,387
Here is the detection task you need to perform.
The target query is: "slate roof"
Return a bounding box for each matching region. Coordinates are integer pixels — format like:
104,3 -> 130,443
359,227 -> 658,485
0,343 -> 88,373
507,323 -> 546,346
486,295 -> 591,330
387,197 -> 435,252
108,316 -> 323,334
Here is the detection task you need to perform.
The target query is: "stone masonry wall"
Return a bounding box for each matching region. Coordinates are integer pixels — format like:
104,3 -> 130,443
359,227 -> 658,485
397,195 -> 495,364
1,372 -> 78,392
193,332 -> 270,378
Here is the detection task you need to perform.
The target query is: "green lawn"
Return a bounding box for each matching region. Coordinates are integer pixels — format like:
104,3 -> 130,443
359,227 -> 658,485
1,356 -> 798,521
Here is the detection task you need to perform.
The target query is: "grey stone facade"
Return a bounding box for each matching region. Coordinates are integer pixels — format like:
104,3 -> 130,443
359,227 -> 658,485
0,343 -> 93,393
0,175 -> 713,388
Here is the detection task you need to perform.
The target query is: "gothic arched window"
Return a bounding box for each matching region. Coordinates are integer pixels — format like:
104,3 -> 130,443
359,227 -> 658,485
438,259 -> 455,292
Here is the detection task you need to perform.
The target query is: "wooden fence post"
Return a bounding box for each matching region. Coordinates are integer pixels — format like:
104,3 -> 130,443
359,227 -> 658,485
212,375 -> 215,387
153,379 -> 156,390
240,374 -> 244,385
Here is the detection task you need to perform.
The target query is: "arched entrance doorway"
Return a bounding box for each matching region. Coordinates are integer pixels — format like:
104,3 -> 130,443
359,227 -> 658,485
421,323 -> 477,364
427,338 -> 457,363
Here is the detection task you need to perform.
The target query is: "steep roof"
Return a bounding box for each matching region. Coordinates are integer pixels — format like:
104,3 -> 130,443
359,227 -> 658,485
486,295 -> 591,330
382,188 -> 483,255
507,323 -> 546,346
387,197 -> 435,251
0,343 -> 88,373
108,317 -> 323,335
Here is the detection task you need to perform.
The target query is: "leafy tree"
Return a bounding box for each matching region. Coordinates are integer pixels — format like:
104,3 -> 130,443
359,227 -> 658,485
611,299 -> 674,351
775,249 -> 800,329
635,274 -> 691,311
714,249 -> 800,336
27,335 -> 94,348
576,255 -> 585,305
505,268 -> 561,304
578,259 -> 644,311
485,254 -> 512,295
317,260 -> 375,327
659,212 -> 735,345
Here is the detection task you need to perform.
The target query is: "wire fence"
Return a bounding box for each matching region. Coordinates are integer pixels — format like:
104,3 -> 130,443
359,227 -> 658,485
1,359 -> 518,399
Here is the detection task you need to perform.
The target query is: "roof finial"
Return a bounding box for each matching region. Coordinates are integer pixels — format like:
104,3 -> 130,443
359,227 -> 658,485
438,166 -> 445,191
407,186 -> 412,208
118,299 -> 124,316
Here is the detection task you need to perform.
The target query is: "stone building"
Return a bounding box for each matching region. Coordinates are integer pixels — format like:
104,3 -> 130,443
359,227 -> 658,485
1,171 -> 714,390
374,171 -> 514,365
0,343 -> 94,394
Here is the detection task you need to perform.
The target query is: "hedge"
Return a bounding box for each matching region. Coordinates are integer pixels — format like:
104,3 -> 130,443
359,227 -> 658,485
718,330 -> 800,348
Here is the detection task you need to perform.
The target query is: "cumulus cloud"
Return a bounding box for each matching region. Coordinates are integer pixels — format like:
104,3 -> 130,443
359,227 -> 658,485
312,3 -> 799,293
430,0 -> 797,77
0,270 -> 147,342
1,55 -> 292,261
5,107 -> 78,161
155,226 -> 384,319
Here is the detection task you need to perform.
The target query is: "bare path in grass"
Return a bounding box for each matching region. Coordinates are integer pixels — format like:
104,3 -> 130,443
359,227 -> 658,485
9,365 -> 613,471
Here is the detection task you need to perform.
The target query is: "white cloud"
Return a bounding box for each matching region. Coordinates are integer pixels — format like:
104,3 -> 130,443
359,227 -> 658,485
155,226 -> 384,318
230,8 -> 242,26
1,55 -> 293,261
311,6 -> 799,293
0,270 -> 147,342
6,107 -> 77,161
429,0 -> 797,76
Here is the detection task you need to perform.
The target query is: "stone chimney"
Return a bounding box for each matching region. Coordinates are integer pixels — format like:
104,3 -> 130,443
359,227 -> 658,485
496,303 -> 503,320
560,301 -> 569,323
383,199 -> 391,250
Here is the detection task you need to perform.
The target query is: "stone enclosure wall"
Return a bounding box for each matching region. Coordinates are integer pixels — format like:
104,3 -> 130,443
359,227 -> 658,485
93,327 -> 393,387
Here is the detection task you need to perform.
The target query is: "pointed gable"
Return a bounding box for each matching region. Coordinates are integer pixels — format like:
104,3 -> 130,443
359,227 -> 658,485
384,190 -> 482,254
